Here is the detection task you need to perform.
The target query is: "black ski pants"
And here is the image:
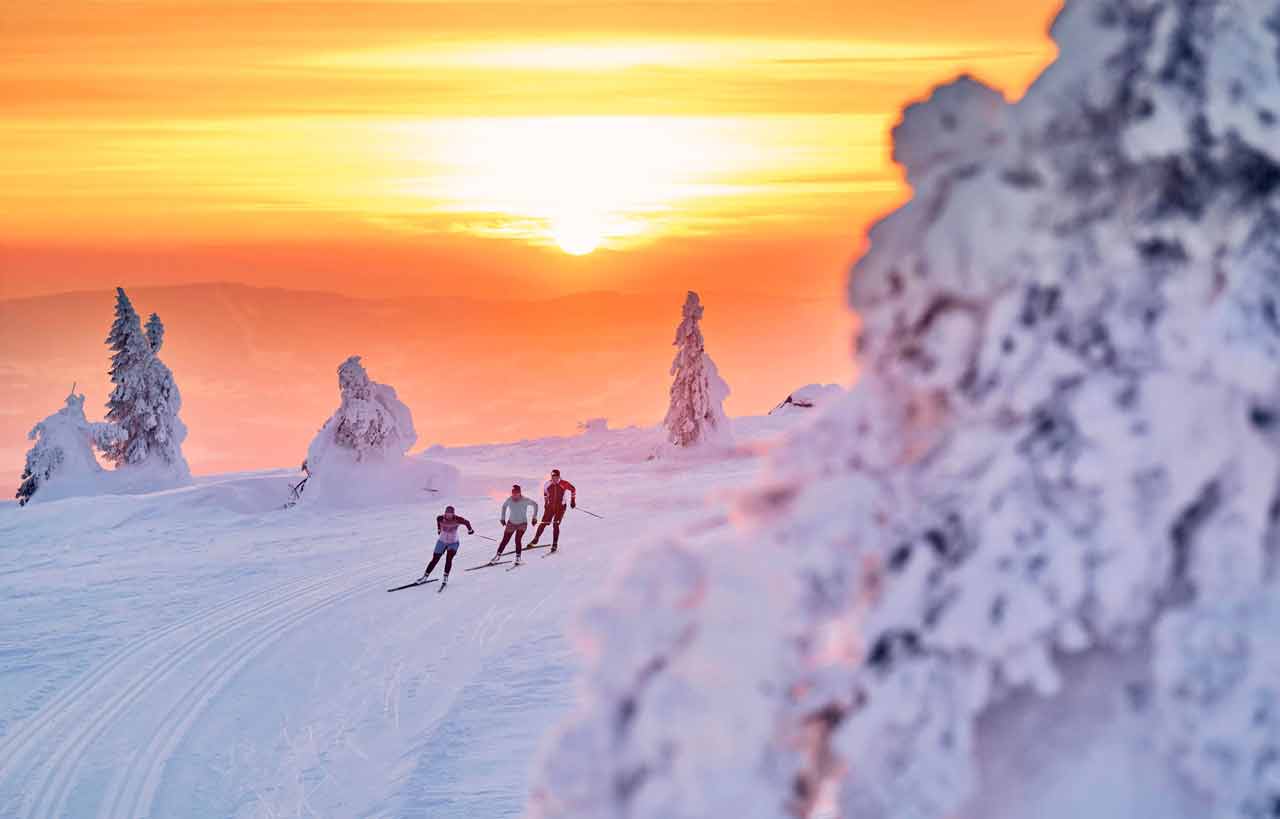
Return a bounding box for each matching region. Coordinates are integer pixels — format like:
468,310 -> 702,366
424,545 -> 457,577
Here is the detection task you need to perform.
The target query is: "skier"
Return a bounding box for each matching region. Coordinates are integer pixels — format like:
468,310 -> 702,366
421,505 -> 474,589
529,468 -> 576,552
490,484 -> 539,566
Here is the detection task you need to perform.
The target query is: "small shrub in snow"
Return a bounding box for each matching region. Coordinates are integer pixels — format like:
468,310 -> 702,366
663,291 -> 730,449
16,391 -> 124,506
769,384 -> 844,415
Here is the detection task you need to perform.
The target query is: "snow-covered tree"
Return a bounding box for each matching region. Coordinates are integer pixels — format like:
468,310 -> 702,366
102,288 -> 191,481
532,2 -> 1280,818
16,390 -> 124,506
140,351 -> 189,473
306,355 -> 417,474
297,356 -> 426,508
103,287 -> 151,467
663,291 -> 730,448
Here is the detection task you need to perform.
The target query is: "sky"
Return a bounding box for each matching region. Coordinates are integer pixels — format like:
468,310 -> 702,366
0,1 -> 1062,471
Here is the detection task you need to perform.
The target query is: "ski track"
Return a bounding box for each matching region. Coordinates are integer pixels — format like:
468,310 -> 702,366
103,564 -> 389,819
1,424 -> 790,818
6,554 -> 396,819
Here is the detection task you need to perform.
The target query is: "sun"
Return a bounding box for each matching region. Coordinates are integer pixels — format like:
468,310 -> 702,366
551,213 -> 602,256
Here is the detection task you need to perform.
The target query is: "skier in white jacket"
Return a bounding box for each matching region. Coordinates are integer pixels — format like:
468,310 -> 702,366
489,484 -> 539,566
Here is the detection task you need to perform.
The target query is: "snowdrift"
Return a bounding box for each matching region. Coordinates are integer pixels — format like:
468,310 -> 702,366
295,456 -> 461,510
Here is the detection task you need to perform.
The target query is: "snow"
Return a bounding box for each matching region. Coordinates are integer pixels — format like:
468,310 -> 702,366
306,355 -> 418,471
663,291 -> 732,450
15,391 -> 123,506
0,418 -> 790,819
527,1 -> 1280,818
299,355 -> 430,508
102,289 -> 191,484
769,383 -> 845,415
15,290 -> 193,506
6,2 -> 1280,816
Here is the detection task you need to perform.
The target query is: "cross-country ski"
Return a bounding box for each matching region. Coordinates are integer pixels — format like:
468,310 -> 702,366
387,577 -> 438,592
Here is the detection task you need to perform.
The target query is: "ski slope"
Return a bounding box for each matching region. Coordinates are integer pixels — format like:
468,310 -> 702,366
0,416 -> 799,818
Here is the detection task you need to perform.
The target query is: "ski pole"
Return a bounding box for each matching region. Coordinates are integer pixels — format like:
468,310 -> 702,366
474,533 -> 498,542
576,508 -> 605,519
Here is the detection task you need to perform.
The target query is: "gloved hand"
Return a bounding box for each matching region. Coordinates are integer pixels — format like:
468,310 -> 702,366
570,498 -> 576,509
468,529 -> 475,535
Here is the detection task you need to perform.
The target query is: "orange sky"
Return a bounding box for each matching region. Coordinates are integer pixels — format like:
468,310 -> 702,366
0,1 -> 1061,469
1,1 -> 1059,297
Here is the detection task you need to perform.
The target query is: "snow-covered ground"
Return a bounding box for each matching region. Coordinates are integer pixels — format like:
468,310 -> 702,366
0,415 -> 801,819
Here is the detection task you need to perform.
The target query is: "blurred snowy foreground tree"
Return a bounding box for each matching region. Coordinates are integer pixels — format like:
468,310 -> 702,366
530,2 -> 1280,818
299,355 -> 456,507
16,287 -> 190,504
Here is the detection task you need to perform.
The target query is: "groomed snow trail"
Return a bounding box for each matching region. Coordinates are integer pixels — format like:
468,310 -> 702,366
0,421 -> 790,818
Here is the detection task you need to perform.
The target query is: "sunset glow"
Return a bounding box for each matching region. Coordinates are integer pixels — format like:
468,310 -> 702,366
0,0 -> 1062,470
1,4 -> 1059,266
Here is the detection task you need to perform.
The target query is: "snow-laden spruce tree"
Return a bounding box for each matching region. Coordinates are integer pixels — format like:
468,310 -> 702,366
102,288 -> 191,483
306,356 -> 417,472
16,390 -> 124,506
299,356 -> 427,507
531,2 -> 1280,818
663,291 -> 730,448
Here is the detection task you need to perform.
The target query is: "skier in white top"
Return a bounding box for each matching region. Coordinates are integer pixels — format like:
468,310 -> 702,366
489,484 -> 539,566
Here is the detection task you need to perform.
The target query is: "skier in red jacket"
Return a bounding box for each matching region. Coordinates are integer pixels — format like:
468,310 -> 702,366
529,468 -> 576,553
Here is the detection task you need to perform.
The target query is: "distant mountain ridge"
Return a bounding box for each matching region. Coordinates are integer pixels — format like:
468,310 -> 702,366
1,282 -> 848,475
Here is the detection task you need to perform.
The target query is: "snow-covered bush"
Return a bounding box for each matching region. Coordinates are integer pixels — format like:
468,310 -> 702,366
307,356 -> 417,471
102,288 -> 191,484
532,1 -> 1280,817
299,356 -> 448,507
16,391 -> 124,506
662,291 -> 731,449
769,384 -> 844,415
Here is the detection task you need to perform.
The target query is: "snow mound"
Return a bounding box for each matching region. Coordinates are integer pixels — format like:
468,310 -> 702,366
297,455 -> 460,510
768,384 -> 844,415
532,2 -> 1280,818
175,472 -> 301,516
